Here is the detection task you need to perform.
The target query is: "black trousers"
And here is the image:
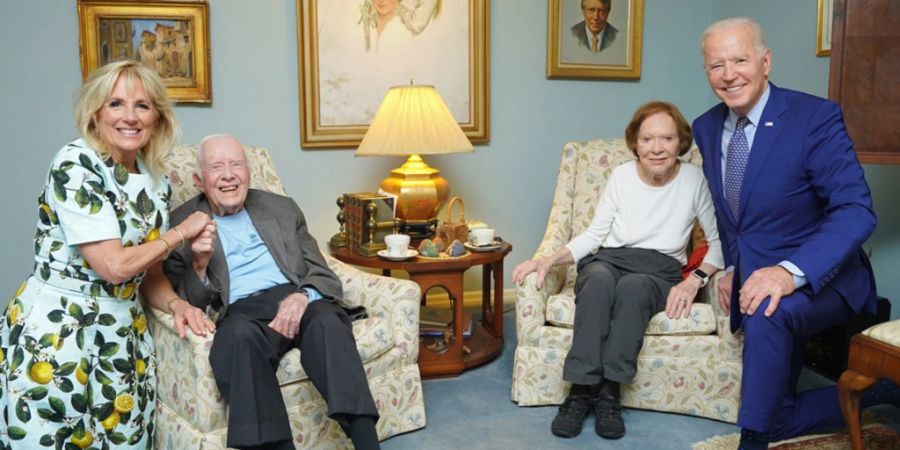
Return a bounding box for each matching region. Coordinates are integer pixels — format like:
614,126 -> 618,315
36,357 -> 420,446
209,284 -> 379,448
563,247 -> 683,385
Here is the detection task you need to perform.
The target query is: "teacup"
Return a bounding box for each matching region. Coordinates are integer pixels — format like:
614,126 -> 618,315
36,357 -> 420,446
384,234 -> 410,256
471,228 -> 495,246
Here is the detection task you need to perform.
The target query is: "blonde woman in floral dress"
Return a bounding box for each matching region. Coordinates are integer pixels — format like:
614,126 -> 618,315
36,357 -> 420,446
0,61 -> 215,449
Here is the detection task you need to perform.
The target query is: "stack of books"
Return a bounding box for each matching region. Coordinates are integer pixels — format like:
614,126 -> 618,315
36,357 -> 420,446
419,307 -> 475,339
343,192 -> 395,256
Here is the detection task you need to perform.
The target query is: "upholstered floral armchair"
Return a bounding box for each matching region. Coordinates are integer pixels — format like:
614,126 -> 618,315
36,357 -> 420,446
148,144 -> 426,449
511,138 -> 743,423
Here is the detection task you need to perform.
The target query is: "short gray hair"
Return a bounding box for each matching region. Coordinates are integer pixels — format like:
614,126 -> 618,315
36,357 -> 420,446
581,0 -> 611,10
700,17 -> 767,56
194,133 -> 241,178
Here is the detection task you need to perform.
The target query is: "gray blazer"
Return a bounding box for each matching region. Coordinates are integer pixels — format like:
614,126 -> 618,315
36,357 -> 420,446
164,189 -> 343,315
570,20 -> 619,52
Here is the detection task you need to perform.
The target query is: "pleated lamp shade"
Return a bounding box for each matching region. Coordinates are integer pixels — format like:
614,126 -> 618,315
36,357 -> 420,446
355,85 -> 473,223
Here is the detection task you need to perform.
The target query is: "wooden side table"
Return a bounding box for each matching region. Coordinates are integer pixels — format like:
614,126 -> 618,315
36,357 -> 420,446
330,242 -> 512,378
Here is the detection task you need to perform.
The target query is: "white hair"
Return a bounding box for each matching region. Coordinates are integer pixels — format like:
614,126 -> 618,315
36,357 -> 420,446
700,17 -> 768,56
194,133 -> 243,178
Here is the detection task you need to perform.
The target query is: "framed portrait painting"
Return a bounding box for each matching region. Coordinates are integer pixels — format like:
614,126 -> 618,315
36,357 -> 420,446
547,0 -> 643,80
297,0 -> 490,148
77,0 -> 212,103
816,0 -> 833,56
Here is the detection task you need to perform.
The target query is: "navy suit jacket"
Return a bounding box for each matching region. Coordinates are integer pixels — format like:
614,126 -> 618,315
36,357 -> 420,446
692,83 -> 877,332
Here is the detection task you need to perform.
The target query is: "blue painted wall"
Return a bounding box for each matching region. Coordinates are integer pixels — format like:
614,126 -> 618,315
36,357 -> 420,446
1,1 -> 897,318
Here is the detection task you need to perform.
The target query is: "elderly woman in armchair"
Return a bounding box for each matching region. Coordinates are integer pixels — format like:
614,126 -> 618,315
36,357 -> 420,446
512,101 -> 724,441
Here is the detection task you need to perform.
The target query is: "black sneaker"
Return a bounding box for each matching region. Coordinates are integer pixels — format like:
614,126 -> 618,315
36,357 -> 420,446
593,395 -> 625,439
551,394 -> 592,438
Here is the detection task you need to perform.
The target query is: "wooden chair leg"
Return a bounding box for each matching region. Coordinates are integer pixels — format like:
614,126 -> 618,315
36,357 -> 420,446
838,369 -> 876,450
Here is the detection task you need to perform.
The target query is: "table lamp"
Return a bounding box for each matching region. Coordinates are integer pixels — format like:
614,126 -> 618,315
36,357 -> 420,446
355,84 -> 474,235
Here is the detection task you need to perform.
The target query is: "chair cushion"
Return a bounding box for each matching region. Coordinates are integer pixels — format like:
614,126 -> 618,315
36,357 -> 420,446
275,315 -> 394,384
545,292 -> 717,335
862,319 -> 900,347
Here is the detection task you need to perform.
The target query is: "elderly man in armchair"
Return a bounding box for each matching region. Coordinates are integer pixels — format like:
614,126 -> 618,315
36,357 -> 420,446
163,134 -> 380,450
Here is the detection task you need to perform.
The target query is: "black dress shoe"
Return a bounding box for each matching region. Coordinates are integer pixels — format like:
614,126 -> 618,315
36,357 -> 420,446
551,394 -> 592,438
593,394 -> 625,439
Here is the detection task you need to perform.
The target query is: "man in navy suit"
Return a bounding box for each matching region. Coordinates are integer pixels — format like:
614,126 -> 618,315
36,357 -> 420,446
692,18 -> 895,449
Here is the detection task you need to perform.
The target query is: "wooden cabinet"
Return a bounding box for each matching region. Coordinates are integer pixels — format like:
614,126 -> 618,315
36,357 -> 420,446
828,0 -> 900,164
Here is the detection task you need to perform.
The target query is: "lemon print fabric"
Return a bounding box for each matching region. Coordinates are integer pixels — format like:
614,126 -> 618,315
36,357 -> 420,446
0,140 -> 170,449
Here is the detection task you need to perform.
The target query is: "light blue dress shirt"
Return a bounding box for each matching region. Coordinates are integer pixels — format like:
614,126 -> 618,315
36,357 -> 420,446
216,209 -> 322,303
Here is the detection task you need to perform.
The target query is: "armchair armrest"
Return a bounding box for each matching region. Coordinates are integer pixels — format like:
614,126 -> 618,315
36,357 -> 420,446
515,255 -> 566,347
147,306 -> 227,432
326,256 -> 421,363
705,272 -> 743,350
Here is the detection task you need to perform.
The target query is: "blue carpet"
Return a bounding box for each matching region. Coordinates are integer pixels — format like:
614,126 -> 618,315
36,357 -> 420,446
381,311 -> 741,449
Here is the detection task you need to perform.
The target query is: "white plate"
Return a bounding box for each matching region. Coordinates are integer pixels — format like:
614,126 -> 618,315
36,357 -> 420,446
464,241 -> 502,252
377,249 -> 418,261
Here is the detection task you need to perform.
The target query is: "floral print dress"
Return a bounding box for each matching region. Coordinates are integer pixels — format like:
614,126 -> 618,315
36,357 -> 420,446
0,139 -> 170,449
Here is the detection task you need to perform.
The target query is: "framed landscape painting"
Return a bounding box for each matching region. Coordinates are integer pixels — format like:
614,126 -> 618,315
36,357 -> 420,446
77,0 -> 212,103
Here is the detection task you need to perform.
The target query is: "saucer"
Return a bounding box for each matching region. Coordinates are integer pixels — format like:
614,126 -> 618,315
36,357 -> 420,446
464,240 -> 502,252
377,249 -> 418,261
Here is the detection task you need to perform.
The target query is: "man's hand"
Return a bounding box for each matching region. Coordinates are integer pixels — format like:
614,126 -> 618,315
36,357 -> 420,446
512,258 -> 552,289
191,222 -> 216,280
170,299 -> 216,339
717,271 -> 734,315
268,292 -> 309,339
739,265 -> 795,317
665,277 -> 702,319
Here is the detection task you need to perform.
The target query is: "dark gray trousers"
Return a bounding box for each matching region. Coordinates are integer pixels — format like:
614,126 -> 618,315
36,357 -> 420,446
563,247 -> 683,385
209,284 -> 379,449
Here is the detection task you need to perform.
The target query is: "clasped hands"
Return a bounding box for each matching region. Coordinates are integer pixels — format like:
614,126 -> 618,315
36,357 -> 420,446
717,265 -> 794,317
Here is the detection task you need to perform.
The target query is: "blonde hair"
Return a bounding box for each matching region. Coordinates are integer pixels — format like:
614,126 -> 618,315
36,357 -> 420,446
74,60 -> 179,178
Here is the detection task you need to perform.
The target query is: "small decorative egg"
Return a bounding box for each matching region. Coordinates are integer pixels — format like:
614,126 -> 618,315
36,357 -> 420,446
417,239 -> 440,257
447,239 -> 466,257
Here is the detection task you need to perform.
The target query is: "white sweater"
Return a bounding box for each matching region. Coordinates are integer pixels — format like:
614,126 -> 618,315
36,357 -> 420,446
565,161 -> 724,268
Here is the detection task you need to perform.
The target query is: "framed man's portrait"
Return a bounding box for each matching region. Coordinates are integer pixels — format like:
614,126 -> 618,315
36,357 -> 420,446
547,0 -> 644,80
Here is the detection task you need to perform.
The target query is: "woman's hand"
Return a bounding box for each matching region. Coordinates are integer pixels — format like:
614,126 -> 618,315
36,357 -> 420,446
177,212 -> 213,240
170,298 -> 216,339
665,277 -> 702,319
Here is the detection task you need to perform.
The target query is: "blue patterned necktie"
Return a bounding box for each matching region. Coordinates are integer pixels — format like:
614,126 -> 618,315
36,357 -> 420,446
724,116 -> 750,219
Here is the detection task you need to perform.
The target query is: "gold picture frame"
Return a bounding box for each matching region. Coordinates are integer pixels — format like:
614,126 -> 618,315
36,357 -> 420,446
297,0 -> 490,148
547,0 -> 643,80
77,0 -> 212,103
816,0 -> 833,56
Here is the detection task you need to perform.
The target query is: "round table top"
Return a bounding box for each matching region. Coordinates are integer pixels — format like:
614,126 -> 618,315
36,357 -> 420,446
329,241 -> 512,273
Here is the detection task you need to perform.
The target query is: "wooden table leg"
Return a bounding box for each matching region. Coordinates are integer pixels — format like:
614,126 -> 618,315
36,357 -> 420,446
838,369 -> 875,450
481,260 -> 504,338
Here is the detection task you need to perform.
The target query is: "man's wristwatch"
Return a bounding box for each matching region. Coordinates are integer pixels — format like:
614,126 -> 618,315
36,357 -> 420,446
691,269 -> 710,287
296,287 -> 310,298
